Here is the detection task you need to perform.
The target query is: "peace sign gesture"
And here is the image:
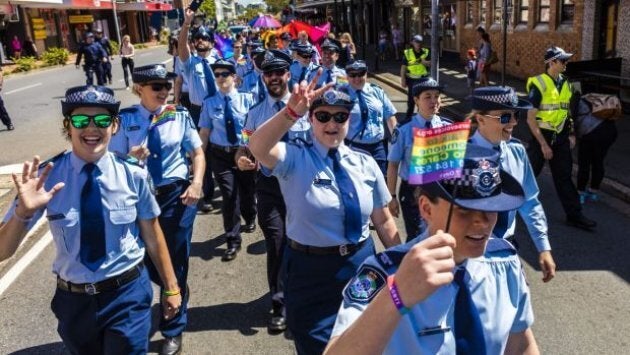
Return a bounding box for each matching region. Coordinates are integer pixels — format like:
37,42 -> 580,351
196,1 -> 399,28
287,69 -> 335,117
11,156 -> 65,217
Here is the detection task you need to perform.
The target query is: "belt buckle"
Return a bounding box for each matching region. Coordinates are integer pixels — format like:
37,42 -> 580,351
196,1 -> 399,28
84,283 -> 99,295
339,244 -> 349,256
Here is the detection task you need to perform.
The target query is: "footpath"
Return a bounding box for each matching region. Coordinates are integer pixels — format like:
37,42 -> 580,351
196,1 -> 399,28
372,52 -> 630,203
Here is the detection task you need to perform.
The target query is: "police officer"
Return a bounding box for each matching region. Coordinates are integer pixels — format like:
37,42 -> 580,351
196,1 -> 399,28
240,45 -> 268,104
236,49 -> 311,332
199,59 -> 257,261
0,85 -> 182,353
75,32 -> 108,86
279,32 -> 293,56
315,39 -> 347,89
526,46 -> 596,230
227,39 -> 248,85
401,35 -> 430,118
327,145 -> 539,355
95,28 -> 114,85
341,60 -> 397,177
249,82 -> 401,354
109,64 -> 205,355
387,77 -> 452,241
289,43 -> 320,88
469,86 -> 557,283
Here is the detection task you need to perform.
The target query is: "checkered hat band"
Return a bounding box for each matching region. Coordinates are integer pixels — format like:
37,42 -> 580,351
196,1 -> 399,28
476,93 -> 516,104
135,68 -> 162,78
65,90 -> 115,104
544,53 -> 563,63
443,167 -> 502,186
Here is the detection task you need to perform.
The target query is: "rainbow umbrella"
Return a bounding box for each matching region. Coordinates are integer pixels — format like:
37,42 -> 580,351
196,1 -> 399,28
253,15 -> 281,29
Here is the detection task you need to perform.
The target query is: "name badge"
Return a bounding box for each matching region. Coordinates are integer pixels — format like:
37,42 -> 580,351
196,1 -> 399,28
47,213 -> 65,221
313,177 -> 332,186
417,326 -> 451,337
127,125 -> 141,131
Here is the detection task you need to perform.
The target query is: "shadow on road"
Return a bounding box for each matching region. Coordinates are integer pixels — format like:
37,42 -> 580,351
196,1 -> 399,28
8,342 -> 67,354
190,234 -> 227,261
186,294 -> 268,335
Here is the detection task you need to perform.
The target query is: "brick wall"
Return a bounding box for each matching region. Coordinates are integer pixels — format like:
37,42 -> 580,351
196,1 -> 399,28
618,0 -> 630,77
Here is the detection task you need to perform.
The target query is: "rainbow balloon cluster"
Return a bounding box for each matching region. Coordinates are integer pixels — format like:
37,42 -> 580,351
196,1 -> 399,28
408,121 -> 471,185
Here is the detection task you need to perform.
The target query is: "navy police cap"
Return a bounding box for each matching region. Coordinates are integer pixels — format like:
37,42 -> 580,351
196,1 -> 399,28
294,43 -> 315,56
280,32 -> 292,41
310,89 -> 355,113
192,26 -> 214,42
61,85 -> 120,116
412,77 -> 445,96
321,38 -> 341,52
132,64 -> 178,83
471,86 -> 532,112
345,60 -> 368,73
419,144 -> 525,212
211,59 -> 236,74
261,50 -> 292,72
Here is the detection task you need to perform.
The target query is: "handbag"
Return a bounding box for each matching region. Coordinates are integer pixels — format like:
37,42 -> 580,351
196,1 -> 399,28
487,50 -> 499,65
581,93 -> 622,120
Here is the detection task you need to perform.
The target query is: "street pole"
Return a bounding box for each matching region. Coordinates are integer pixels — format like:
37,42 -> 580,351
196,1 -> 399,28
501,0 -> 509,86
112,0 -> 122,45
430,0 -> 439,81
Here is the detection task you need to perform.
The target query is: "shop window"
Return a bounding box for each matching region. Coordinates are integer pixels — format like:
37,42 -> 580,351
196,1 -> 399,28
560,0 -> 575,24
493,0 -> 502,24
466,1 -> 474,24
538,0 -> 550,23
518,0 -> 529,23
480,0 -> 487,24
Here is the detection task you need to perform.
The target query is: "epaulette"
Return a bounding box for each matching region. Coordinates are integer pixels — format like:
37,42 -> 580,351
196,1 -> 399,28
347,146 -> 370,157
373,248 -> 406,274
508,137 -> 522,144
396,118 -> 412,127
114,152 -> 142,167
119,107 -> 138,115
175,105 -> 188,112
485,238 -> 517,256
369,83 -> 383,90
291,137 -> 312,147
38,150 -> 66,169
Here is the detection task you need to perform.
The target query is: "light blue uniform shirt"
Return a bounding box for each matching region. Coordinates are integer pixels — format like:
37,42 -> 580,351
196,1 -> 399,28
388,114 -> 452,180
242,91 -> 311,145
270,139 -> 391,247
174,56 -> 189,93
239,69 -> 267,104
181,54 -> 218,106
343,83 -> 397,144
227,54 -> 249,81
109,104 -> 202,187
470,131 -> 551,252
289,61 -> 320,86
3,151 -> 161,284
315,65 -> 347,88
199,89 -> 254,147
331,235 -> 534,354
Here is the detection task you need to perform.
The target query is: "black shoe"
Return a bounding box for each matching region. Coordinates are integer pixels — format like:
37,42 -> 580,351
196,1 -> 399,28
268,307 -> 287,332
160,335 -> 182,355
222,245 -> 241,261
198,202 -> 213,213
241,221 -> 256,233
6,124 -> 14,131
566,214 -> 597,231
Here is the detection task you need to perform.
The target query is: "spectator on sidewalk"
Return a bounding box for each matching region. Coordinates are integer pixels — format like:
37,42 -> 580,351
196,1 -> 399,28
465,49 -> 477,96
22,36 -> 39,59
0,69 -> 14,130
338,32 -> 356,68
391,24 -> 403,61
478,33 -> 492,87
119,35 -> 135,90
11,35 -> 22,59
400,35 -> 430,119
378,27 -> 389,62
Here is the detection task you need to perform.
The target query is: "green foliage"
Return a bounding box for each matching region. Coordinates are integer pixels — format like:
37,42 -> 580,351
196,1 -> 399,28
136,43 -> 148,49
41,47 -> 70,66
199,0 -> 216,18
265,0 -> 290,13
12,56 -> 37,72
238,8 -> 260,21
159,28 -> 170,45
109,40 -> 120,56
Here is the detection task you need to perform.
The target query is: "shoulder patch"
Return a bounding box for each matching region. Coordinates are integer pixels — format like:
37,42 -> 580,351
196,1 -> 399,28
344,265 -> 387,304
38,150 -> 66,169
119,107 -> 139,115
390,127 -> 400,144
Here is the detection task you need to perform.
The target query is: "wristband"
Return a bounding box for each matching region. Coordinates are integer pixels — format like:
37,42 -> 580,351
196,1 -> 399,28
13,209 -> 33,224
285,106 -> 301,121
163,289 -> 181,297
387,275 -> 409,315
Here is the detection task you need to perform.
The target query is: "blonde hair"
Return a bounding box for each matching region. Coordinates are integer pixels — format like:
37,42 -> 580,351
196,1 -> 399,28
122,35 -> 131,43
341,32 -> 354,46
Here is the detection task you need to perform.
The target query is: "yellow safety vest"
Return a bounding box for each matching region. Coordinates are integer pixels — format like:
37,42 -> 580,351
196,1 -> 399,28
526,74 -> 572,133
404,48 -> 429,78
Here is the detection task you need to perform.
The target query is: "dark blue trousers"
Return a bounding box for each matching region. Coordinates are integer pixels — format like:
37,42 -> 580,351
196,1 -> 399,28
51,268 -> 153,355
345,140 -> 388,178
146,180 -> 197,338
399,180 -> 426,242
84,63 -> 104,86
283,238 -> 375,355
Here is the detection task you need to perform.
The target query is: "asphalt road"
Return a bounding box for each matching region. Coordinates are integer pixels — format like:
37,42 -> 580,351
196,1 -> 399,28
0,53 -> 629,354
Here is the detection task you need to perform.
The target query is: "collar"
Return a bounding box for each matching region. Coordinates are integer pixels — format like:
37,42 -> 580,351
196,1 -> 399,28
70,150 -> 111,175
137,104 -> 167,119
218,89 -> 238,100
312,138 -> 350,160
470,131 -> 499,149
266,92 -> 290,109
412,113 -> 437,126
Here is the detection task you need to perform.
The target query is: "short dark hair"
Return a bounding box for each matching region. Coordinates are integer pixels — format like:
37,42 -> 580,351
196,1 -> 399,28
481,33 -> 491,42
413,186 -> 439,203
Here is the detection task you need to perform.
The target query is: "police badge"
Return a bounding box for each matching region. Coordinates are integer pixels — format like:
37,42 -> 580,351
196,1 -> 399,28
471,159 -> 501,197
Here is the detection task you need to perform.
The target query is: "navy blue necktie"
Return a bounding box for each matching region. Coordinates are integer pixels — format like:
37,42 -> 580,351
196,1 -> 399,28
224,95 -> 238,145
425,120 -> 432,129
454,268 -> 486,355
491,144 -> 511,239
147,114 -> 163,184
275,101 -> 289,142
328,149 -> 362,243
357,90 -> 369,139
325,69 -> 333,84
80,163 -> 106,271
203,58 -> 217,97
257,74 -> 266,102
299,66 -> 307,82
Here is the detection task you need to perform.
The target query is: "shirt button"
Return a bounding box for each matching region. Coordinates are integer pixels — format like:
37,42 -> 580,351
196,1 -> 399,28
153,154 -> 158,158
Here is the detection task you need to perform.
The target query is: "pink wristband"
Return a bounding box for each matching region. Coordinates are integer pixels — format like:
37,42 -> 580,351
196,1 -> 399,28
285,106 -> 300,121
387,275 -> 409,315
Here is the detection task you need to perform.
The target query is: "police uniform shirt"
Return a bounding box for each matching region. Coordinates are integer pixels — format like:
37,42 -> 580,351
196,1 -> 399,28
109,104 -> 202,187
239,69 -> 267,103
343,83 -> 397,144
316,65 -> 347,88
388,114 -> 452,181
470,131 -> 551,252
289,61 -> 320,84
181,54 -> 218,106
331,235 -> 534,354
77,42 -> 107,66
270,139 -> 391,247
227,54 -> 249,81
242,92 -> 311,144
199,89 -> 254,147
174,56 -> 189,93
2,151 -> 160,284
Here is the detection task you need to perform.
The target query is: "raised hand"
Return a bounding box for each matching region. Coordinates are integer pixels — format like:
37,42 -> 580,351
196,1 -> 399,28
12,156 -> 65,216
287,69 -> 335,117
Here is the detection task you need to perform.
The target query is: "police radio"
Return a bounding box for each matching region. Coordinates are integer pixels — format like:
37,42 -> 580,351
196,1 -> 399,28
188,0 -> 204,11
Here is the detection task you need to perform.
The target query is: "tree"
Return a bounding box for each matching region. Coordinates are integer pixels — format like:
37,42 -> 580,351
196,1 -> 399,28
238,8 -> 260,22
199,0 -> 216,19
264,0 -> 290,14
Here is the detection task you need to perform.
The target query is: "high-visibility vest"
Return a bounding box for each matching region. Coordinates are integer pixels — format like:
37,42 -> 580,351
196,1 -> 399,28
404,48 -> 429,78
526,74 -> 572,133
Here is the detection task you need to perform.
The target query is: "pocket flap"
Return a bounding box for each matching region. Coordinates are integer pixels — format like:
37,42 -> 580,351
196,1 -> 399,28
109,207 -> 137,225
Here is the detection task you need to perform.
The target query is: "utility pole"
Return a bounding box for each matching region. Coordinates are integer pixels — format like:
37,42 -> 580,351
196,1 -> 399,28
430,0 -> 439,81
112,0 -> 122,45
501,0 -> 510,86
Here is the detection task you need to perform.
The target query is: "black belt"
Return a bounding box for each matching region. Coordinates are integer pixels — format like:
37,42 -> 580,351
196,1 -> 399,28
56,262 -> 144,295
288,239 -> 366,256
344,139 -> 384,148
155,180 -> 188,196
210,143 -> 239,153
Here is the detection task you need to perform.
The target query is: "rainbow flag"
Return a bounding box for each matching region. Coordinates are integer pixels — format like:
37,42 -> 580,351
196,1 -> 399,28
408,121 -> 471,185
150,105 -> 177,129
214,36 -> 234,59
241,129 -> 254,146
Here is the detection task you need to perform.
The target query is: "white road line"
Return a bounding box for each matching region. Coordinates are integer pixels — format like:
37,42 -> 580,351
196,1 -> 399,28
0,218 -> 50,297
162,58 -> 173,65
4,83 -> 43,95
139,52 -> 152,57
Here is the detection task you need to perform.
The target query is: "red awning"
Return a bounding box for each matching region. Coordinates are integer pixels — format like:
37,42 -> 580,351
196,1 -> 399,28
116,2 -> 173,11
70,0 -> 113,9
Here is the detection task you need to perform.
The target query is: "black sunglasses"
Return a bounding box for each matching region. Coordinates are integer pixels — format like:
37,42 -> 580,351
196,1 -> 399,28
69,114 -> 114,129
298,52 -> 313,59
144,82 -> 173,91
348,71 -> 367,78
482,112 -> 517,124
214,71 -> 233,78
263,69 -> 287,77
314,111 -> 350,124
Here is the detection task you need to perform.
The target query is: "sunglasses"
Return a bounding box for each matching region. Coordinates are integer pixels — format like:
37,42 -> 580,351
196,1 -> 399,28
234,46 -> 243,49
214,71 -> 233,78
144,82 -> 173,91
69,114 -> 114,129
314,111 -> 350,124
263,69 -> 287,77
482,112 -> 517,124
194,36 -> 212,42
298,53 -> 313,59
348,71 -> 367,78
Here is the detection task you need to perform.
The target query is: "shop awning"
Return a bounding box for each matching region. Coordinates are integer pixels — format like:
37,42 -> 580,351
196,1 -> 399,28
116,1 -> 173,11
296,0 -> 335,9
70,0 -> 113,9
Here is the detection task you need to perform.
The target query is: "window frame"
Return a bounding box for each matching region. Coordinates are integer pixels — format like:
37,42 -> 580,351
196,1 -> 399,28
559,0 -> 575,24
518,0 -> 529,24
538,0 -> 551,24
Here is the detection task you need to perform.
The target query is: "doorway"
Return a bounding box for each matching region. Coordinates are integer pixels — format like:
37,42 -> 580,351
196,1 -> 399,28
598,0 -> 618,59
